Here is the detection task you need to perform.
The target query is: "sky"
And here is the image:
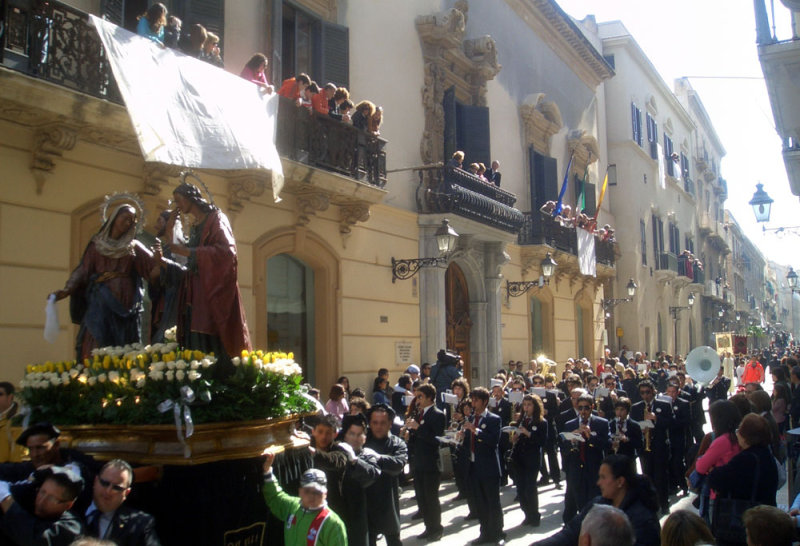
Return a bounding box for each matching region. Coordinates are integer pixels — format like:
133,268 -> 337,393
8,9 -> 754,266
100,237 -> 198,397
556,0 -> 798,274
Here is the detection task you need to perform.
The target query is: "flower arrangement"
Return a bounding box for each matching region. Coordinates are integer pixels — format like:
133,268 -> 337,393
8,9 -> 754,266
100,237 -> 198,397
19,343 -> 314,426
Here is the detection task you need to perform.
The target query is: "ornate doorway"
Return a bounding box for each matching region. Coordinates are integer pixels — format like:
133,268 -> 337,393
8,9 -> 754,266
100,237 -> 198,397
445,263 -> 472,379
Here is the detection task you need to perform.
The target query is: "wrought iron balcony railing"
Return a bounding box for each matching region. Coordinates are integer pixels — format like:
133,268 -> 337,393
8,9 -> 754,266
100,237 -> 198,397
276,97 -> 387,187
657,251 -> 678,273
1,0 -> 122,102
518,212 -> 616,267
677,253 -> 704,283
418,166 -> 524,233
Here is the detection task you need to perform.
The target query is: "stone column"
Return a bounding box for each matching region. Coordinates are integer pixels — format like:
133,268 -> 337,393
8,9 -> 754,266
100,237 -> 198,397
484,242 -> 509,378
419,222 -> 447,365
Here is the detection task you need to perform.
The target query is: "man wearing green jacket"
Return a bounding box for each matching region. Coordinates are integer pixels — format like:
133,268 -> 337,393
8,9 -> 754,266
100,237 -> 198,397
262,450 -> 347,546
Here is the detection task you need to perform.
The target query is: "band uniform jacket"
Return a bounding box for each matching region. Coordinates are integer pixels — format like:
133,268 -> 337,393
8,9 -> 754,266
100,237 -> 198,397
411,405 -> 446,473
510,416 -> 547,466
87,505 -> 161,546
465,410 -> 502,477
490,397 -> 512,427
629,399 -> 674,454
669,397 -> 691,452
561,415 -> 610,474
609,417 -> 643,459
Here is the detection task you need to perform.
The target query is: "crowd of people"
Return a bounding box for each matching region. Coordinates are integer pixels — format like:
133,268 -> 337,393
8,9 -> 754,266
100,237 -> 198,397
136,3 -> 223,67
2,343 -> 800,545
537,201 -> 615,241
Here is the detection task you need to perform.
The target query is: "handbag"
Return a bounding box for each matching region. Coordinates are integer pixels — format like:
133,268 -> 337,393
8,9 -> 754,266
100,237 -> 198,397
711,452 -> 760,544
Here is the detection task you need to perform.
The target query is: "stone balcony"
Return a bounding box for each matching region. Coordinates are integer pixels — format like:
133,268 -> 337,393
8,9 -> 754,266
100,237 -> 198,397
517,212 -> 616,282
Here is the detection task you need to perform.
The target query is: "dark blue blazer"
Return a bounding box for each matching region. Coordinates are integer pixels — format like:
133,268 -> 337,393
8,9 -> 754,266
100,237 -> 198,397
630,398 -> 673,454
609,417 -> 643,459
562,415 -> 609,474
465,410 -> 502,478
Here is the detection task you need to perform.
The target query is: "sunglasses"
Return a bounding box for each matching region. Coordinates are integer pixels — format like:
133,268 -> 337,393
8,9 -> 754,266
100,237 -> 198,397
98,477 -> 127,493
577,405 -> 593,411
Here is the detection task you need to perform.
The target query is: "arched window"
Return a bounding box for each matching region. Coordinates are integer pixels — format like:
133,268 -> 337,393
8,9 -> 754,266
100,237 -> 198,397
267,254 -> 315,380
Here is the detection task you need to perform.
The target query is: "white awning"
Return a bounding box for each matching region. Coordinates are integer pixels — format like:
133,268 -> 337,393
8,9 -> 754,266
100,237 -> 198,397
91,15 -> 283,201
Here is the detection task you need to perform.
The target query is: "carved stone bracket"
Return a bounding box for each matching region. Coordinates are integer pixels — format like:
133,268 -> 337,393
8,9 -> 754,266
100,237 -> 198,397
228,173 -> 267,216
338,202 -> 370,235
30,124 -> 78,194
142,163 -> 183,196
295,191 -> 331,226
567,130 -> 600,176
520,94 -> 563,155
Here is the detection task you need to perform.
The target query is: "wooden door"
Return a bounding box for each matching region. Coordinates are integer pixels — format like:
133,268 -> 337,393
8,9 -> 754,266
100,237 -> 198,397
445,263 -> 472,380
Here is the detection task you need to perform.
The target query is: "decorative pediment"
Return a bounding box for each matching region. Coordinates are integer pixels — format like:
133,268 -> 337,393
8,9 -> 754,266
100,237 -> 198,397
520,94 -> 563,155
567,130 -> 599,175
416,0 -> 502,167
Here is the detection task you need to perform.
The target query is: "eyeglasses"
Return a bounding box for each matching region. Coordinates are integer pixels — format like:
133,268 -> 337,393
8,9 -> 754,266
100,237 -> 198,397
98,477 -> 127,493
577,405 -> 593,411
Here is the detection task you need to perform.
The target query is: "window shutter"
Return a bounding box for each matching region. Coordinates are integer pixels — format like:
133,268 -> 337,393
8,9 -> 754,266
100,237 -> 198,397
100,0 -> 124,25
631,103 -> 637,142
640,220 -> 647,266
651,215 -> 659,265
443,87 -> 456,163
529,149 -> 558,209
176,0 -> 225,46
456,103 -> 490,168
319,21 -> 349,88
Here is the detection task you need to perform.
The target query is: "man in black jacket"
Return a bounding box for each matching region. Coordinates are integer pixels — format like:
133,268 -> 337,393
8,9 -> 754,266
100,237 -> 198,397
665,383 -> 691,496
706,367 -> 732,404
84,459 -> 161,545
0,466 -> 83,546
630,380 -> 673,514
405,384 -> 446,542
365,405 -> 408,546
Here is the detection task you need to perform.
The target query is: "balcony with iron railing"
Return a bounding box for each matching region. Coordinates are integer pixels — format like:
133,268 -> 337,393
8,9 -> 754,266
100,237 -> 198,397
517,212 -> 617,272
419,166 -> 524,233
677,253 -> 704,284
1,0 -> 388,188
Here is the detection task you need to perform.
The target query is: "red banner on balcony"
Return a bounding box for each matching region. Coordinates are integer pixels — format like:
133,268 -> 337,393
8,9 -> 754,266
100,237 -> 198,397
90,16 -> 284,201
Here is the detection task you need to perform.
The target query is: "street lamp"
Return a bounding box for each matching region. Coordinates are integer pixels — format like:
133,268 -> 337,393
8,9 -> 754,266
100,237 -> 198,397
602,278 -> 638,312
392,219 -> 459,282
749,183 -> 773,223
670,293 -> 696,355
506,253 -> 557,298
749,184 -> 800,235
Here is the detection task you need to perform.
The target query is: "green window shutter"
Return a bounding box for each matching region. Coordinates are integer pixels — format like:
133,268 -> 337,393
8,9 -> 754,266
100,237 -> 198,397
455,103 -> 490,167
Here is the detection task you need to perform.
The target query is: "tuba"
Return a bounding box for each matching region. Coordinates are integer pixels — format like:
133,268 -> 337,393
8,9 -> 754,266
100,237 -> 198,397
685,346 -> 721,386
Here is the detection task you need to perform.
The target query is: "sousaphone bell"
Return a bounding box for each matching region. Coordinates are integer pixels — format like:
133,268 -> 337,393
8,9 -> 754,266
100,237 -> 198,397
685,346 -> 721,385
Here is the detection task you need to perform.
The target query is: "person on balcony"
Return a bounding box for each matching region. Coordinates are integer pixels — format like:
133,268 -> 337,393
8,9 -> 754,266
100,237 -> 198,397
136,3 -> 167,47
312,83 -> 336,115
328,87 -> 352,122
447,151 -> 465,169
300,82 -> 320,110
163,16 -> 181,50
368,106 -> 383,136
239,54 -> 273,93
277,73 -> 311,104
201,32 -> 224,68
351,100 -> 376,131
179,24 -> 207,58
485,160 -> 502,186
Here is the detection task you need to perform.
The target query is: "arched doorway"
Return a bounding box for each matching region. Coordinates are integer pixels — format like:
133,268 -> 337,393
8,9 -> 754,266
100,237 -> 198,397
445,263 -> 472,379
266,254 -> 315,381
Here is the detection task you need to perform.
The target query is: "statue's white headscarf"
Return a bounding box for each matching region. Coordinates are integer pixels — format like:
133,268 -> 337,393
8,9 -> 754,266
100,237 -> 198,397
92,204 -> 138,258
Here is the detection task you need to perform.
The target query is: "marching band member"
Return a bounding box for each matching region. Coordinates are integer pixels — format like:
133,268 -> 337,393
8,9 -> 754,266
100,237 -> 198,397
609,398 -> 642,461
510,394 -> 547,527
561,394 -> 609,523
630,380 -> 673,515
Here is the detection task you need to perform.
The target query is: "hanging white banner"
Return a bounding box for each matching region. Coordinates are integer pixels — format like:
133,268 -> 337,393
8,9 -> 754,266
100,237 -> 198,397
90,15 -> 283,201
577,228 -> 596,277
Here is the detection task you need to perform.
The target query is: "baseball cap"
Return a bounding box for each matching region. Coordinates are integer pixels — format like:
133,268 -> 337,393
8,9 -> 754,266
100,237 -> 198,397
300,468 -> 327,493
